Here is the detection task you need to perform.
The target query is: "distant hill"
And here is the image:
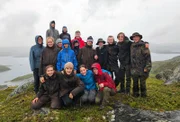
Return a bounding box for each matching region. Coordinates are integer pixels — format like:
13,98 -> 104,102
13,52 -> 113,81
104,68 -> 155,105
152,56 -> 180,74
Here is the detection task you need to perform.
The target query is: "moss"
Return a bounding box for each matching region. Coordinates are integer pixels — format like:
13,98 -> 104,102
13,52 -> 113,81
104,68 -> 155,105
11,74 -> 33,82
0,65 -> 10,72
111,77 -> 180,111
0,77 -> 180,121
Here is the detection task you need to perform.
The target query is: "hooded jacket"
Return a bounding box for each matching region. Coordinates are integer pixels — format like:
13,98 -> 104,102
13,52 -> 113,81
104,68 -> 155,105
39,44 -> 59,76
96,45 -> 108,69
91,63 -> 116,92
59,27 -> 72,47
56,39 -> 78,71
78,45 -> 97,69
46,21 -> 60,41
77,69 -> 111,91
107,41 -> 119,71
36,72 -> 60,98
29,35 -> 45,71
71,37 -> 85,49
130,41 -> 152,76
117,36 -> 132,67
59,70 -> 84,97
73,40 -> 80,57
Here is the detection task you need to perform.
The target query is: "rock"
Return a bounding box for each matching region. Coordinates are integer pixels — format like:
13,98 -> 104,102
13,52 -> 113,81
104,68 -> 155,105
6,81 -> 33,100
114,102 -> 180,122
32,107 -> 50,116
155,65 -> 180,85
0,85 -> 8,91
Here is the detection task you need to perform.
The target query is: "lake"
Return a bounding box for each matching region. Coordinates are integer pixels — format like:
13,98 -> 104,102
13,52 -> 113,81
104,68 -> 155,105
0,53 -> 179,85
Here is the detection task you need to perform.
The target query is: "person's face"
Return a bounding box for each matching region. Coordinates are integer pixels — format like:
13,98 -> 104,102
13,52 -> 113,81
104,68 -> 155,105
47,39 -> 54,47
74,42 -> 79,47
87,41 -> 92,46
118,34 -> 124,42
108,37 -> 114,44
46,67 -> 55,77
51,23 -> 55,28
98,42 -> 104,47
133,36 -> 141,43
57,42 -> 62,48
38,37 -> 43,44
63,28 -> 67,32
65,67 -> 73,75
64,44 -> 69,48
75,32 -> 81,38
80,67 -> 87,76
93,68 -> 98,75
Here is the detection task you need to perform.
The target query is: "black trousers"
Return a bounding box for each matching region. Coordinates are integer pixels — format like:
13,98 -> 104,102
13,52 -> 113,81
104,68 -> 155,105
132,74 -> 148,97
119,65 -> 131,93
33,68 -> 40,94
110,68 -> 120,87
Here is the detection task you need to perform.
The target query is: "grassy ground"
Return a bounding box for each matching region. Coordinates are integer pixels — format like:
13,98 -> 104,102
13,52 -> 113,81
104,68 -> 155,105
11,74 -> 33,82
0,76 -> 180,122
0,65 -> 10,72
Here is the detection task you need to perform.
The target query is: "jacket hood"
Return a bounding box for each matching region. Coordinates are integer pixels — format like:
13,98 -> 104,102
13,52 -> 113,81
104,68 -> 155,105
91,63 -> 103,75
62,39 -> 70,49
35,35 -> 43,46
49,20 -> 55,29
62,26 -> 68,33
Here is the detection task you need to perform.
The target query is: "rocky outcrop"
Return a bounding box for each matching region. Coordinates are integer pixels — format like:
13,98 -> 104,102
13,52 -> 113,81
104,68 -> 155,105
6,81 -> 33,100
155,65 -> 180,85
113,102 -> 180,122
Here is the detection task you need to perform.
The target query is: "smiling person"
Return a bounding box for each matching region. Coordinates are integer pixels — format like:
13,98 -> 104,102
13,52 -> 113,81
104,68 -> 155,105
91,63 -> 116,110
59,62 -> 84,106
29,35 -> 45,94
56,39 -> 78,73
46,20 -> 59,42
78,36 -> 98,69
31,65 -> 61,110
56,38 -> 63,52
71,30 -> 85,49
59,26 -> 72,47
39,37 -> 59,76
130,32 -> 152,98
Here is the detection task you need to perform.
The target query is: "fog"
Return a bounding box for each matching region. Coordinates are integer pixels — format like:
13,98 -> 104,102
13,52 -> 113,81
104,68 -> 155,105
0,0 -> 180,53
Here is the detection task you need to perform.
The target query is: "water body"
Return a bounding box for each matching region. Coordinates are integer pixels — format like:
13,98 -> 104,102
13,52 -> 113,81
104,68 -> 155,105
0,53 -> 179,85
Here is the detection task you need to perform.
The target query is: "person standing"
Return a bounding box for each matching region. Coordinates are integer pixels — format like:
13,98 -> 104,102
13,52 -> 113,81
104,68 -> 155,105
117,32 -> 132,94
71,30 -> 85,49
46,20 -> 59,42
130,32 -> 152,97
56,38 -> 63,52
96,38 -> 108,70
39,37 -> 59,76
59,26 -> 72,47
78,36 -> 98,69
29,35 -> 45,94
106,36 -> 120,87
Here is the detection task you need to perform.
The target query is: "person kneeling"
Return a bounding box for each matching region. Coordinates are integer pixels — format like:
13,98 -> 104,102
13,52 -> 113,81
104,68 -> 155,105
91,63 -> 117,110
31,65 -> 61,110
60,62 -> 84,106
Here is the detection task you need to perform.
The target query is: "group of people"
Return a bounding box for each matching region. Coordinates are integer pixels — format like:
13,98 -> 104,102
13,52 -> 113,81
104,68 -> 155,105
29,20 -> 152,110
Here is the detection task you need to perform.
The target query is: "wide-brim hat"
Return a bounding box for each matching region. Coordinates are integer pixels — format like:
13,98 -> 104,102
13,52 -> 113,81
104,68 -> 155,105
130,32 -> 143,40
96,38 -> 106,45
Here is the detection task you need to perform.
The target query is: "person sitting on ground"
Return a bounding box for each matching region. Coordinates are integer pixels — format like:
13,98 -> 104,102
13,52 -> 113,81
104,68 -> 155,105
56,39 -> 78,73
56,38 -> 63,52
31,65 -> 61,110
59,62 -> 85,106
77,64 -> 111,104
91,63 -> 117,110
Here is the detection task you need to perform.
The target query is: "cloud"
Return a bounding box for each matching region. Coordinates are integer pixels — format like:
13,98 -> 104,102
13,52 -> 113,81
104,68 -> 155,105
0,11 -> 39,47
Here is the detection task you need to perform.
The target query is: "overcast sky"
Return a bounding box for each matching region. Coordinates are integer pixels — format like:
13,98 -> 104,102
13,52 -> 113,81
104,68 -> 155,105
0,0 -> 180,53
